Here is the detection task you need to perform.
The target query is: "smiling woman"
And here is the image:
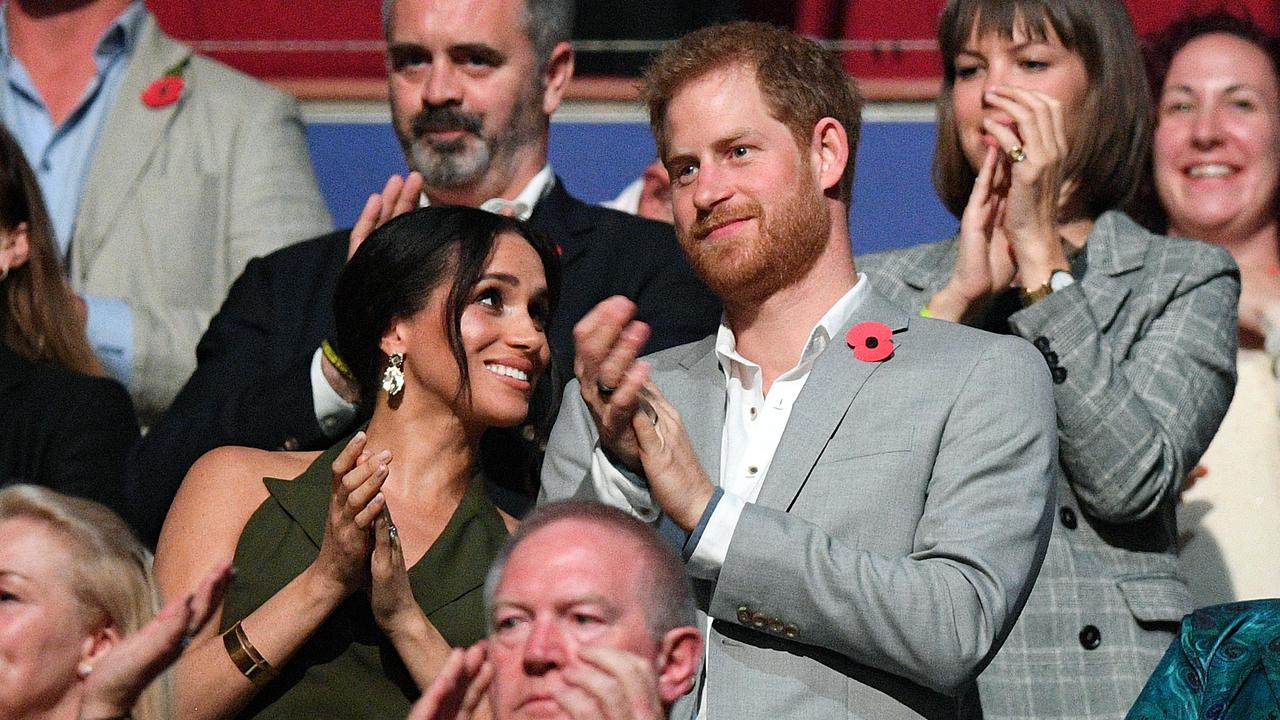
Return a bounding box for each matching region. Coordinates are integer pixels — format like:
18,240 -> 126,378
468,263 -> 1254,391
1137,11 -> 1280,608
153,206 -> 562,720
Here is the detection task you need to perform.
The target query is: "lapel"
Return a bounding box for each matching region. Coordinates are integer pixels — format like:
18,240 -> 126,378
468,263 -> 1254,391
262,442 -> 506,617
528,178 -> 591,267
72,13 -> 189,270
1077,211 -> 1145,332
672,339 -> 726,484
755,285 -> 912,510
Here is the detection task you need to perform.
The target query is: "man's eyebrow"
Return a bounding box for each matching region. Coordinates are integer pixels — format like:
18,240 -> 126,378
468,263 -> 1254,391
450,43 -> 505,64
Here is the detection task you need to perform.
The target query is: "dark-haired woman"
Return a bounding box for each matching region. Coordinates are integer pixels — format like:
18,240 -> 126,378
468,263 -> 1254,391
1139,12 -> 1280,605
861,0 -> 1238,716
155,206 -> 560,719
0,125 -> 138,515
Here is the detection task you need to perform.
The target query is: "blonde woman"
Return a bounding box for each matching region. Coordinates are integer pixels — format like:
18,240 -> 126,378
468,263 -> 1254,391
0,484 -> 229,720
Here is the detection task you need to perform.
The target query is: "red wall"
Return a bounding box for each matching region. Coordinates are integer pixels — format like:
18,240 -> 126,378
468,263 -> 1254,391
147,0 -> 1279,82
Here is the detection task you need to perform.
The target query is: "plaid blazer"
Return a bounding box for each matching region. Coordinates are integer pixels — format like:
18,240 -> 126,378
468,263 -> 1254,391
860,210 -> 1240,719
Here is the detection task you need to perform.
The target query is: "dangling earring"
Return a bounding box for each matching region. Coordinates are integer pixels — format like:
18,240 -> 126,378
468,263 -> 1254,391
381,353 -> 405,396
77,662 -> 93,679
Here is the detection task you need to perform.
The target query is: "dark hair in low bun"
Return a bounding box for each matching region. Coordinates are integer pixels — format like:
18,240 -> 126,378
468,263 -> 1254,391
333,205 -> 561,408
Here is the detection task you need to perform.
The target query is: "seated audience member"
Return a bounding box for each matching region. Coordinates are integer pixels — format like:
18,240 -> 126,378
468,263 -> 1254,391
601,159 -> 674,223
155,207 -> 561,720
406,501 -> 703,720
861,0 -> 1239,715
0,0 -> 333,424
1137,11 -> 1280,606
542,21 -> 1057,719
0,484 -> 232,720
126,0 -> 719,545
1126,600 -> 1280,718
0,125 -> 137,518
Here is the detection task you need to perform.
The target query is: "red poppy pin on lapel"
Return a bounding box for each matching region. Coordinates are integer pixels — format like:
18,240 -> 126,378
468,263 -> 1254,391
142,57 -> 191,109
846,321 -> 895,362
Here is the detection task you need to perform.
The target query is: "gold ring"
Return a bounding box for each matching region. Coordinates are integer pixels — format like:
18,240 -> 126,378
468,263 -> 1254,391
1009,146 -> 1027,163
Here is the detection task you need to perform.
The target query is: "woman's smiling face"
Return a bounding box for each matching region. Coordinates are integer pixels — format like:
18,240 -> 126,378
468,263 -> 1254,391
1154,32 -> 1280,242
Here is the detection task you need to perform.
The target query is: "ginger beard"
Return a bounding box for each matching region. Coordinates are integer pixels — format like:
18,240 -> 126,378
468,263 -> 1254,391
678,154 -> 831,305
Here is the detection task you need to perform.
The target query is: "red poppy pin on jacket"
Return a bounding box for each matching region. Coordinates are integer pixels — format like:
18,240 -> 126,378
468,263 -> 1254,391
142,57 -> 190,108
846,321 -> 895,362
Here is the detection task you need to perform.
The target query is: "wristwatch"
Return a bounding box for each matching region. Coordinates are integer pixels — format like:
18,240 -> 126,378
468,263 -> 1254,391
1021,269 -> 1075,305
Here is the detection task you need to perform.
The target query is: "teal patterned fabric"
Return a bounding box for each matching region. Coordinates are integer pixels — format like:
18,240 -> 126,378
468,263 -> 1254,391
1127,600 -> 1280,719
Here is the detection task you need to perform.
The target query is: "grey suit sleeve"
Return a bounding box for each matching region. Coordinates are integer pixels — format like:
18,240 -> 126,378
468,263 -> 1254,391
1007,248 -> 1238,523
539,378 -> 604,503
709,336 -> 1057,695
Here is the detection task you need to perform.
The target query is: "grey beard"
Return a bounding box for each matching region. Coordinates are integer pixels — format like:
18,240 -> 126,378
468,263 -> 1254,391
408,139 -> 493,189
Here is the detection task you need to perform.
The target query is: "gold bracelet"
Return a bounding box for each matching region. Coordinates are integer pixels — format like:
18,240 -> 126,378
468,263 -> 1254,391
321,339 -> 356,382
222,621 -> 277,684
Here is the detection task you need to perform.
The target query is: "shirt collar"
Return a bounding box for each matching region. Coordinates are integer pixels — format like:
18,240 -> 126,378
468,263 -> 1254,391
419,164 -> 554,222
95,1 -> 146,64
715,274 -> 869,376
1,1 -> 145,62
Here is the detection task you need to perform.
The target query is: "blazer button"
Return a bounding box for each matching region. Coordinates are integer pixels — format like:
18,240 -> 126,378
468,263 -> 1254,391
1034,336 -> 1050,352
1079,625 -> 1101,650
769,619 -> 785,634
751,612 -> 768,628
282,437 -> 300,451
736,606 -> 752,624
1059,507 -> 1078,530
1052,367 -> 1068,385
783,624 -> 799,638
1043,351 -> 1058,366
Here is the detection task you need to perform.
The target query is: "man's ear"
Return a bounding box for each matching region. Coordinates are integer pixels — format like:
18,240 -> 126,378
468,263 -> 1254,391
654,626 -> 703,705
540,41 -> 575,116
0,222 -> 30,271
809,117 -> 849,195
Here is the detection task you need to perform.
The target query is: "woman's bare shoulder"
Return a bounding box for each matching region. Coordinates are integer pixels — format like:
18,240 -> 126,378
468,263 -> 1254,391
156,447 -> 323,582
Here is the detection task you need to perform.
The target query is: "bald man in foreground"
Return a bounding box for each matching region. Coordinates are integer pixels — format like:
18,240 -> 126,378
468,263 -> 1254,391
407,501 -> 703,720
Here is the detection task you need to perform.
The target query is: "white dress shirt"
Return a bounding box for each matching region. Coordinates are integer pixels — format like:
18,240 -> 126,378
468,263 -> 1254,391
586,274 -> 870,565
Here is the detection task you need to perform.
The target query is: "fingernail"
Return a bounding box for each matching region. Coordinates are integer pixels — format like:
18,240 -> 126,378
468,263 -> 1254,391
354,431 -> 366,442
376,450 -> 392,461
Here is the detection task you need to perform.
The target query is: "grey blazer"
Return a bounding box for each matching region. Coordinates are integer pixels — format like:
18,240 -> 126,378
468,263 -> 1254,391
62,12 -> 332,423
541,285 -> 1059,719
860,210 -> 1240,719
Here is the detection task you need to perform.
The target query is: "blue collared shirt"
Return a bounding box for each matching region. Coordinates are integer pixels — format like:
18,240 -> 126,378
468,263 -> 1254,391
1,1 -> 147,385
0,0 -> 145,257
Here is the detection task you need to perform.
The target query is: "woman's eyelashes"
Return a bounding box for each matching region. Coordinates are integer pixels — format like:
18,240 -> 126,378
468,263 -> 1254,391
474,284 -> 550,331
476,286 -> 503,311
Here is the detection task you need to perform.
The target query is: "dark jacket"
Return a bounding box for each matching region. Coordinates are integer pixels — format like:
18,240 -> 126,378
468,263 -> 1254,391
1,341 -> 139,517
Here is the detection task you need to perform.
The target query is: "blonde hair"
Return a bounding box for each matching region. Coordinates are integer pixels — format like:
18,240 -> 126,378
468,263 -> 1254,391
0,485 -> 170,720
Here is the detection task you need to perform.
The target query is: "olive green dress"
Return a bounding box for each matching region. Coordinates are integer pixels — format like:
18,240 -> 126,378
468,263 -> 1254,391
220,441 -> 510,719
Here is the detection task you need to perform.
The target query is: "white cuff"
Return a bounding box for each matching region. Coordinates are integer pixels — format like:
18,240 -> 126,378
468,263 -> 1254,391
589,446 -> 660,522
686,492 -> 748,580
310,347 -> 357,437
